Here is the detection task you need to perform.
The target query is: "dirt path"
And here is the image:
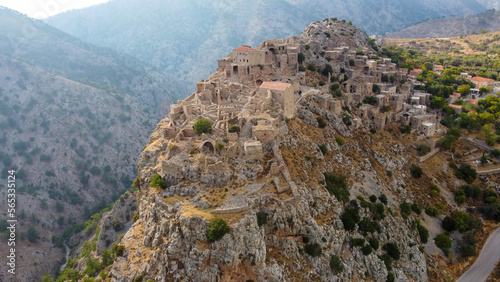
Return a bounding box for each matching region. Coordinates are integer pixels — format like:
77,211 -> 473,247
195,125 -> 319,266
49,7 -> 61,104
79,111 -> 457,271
458,227 -> 500,282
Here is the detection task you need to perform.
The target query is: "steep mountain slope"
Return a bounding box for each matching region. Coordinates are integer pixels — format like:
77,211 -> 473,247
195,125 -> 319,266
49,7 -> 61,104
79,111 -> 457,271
385,9 -> 500,38
46,0 -> 487,98
0,9 -> 175,281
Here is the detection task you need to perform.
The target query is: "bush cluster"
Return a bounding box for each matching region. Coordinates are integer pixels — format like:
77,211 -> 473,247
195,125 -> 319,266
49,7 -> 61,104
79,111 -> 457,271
206,218 -> 230,242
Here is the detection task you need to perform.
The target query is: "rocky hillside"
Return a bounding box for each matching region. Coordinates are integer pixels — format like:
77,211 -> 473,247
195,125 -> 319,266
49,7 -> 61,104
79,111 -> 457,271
53,19 -> 500,281
383,30 -> 500,56
385,9 -> 500,38
46,0 -> 487,98
0,8 -> 175,281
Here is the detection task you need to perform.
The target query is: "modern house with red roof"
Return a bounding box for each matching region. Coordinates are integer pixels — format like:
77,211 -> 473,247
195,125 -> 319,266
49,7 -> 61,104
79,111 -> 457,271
471,76 -> 494,88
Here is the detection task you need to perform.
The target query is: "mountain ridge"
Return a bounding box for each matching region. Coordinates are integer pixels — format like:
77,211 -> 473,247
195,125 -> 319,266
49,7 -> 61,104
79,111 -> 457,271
385,9 -> 500,38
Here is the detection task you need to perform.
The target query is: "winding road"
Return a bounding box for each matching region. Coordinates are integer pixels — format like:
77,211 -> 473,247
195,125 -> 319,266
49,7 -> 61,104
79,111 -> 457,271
458,227 -> 500,282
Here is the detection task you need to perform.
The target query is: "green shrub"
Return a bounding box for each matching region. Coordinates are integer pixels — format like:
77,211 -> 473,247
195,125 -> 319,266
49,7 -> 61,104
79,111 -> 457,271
318,144 -> 328,155
298,65 -> 306,72
216,142 -> 224,151
335,136 -> 344,146
330,255 -> 344,274
307,64 -> 317,71
386,272 -> 395,282
411,203 -> 421,215
256,211 -> 268,227
110,219 -> 123,232
416,223 -> 429,243
402,125 -> 412,134
206,218 -> 230,242
361,244 -> 373,255
114,245 -> 125,256
454,189 -> 466,204
351,238 -> 365,247
417,144 -> 431,156
462,185 -> 482,199
363,96 -> 377,105
369,195 -> 377,203
317,117 -> 327,128
400,201 -> 411,217
150,174 -> 167,189
434,233 -> 452,254
324,173 -> 349,203
425,207 -> 439,217
379,254 -> 393,270
228,125 -> 240,133
194,118 -> 212,135
358,218 -> 379,234
430,185 -> 441,197
304,242 -> 322,257
442,216 -> 457,232
491,149 -> 500,158
383,243 -> 401,260
27,227 -> 39,242
455,163 -> 477,183
410,165 -> 423,178
379,194 -> 388,205
369,237 -> 379,250
341,207 -> 360,231
460,244 -> 476,257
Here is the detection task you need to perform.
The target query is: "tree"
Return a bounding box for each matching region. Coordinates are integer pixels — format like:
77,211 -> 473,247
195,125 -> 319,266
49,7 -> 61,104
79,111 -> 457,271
150,174 -> 167,189
410,165 -> 423,178
206,218 -> 230,242
304,242 -> 322,257
42,273 -> 54,282
455,163 -> 477,183
442,216 -> 457,232
193,118 -> 212,135
101,249 -> 113,266
27,227 -> 39,243
330,255 -> 344,274
434,233 -> 452,254
383,243 -> 401,260
458,85 -> 471,96
431,97 -> 446,109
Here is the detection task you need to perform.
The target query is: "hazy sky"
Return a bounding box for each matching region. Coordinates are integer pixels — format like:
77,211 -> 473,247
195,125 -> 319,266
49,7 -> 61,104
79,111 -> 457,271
0,0 -> 112,19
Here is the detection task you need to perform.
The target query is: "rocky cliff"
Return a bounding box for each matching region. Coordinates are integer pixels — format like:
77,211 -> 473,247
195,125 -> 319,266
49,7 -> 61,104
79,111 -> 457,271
106,20 -> 429,281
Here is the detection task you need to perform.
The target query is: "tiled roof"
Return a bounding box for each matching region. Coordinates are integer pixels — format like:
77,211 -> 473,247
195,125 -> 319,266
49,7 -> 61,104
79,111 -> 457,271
260,81 -> 291,91
472,76 -> 494,83
449,104 -> 462,109
233,45 -> 257,52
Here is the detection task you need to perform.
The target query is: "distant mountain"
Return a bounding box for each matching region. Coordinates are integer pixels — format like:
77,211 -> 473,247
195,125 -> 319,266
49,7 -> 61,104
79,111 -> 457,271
285,0 -> 487,34
0,8 -> 175,280
385,9 -> 500,38
476,0 -> 500,9
46,0 -> 487,98
46,0 -> 316,97
0,8 -> 176,112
